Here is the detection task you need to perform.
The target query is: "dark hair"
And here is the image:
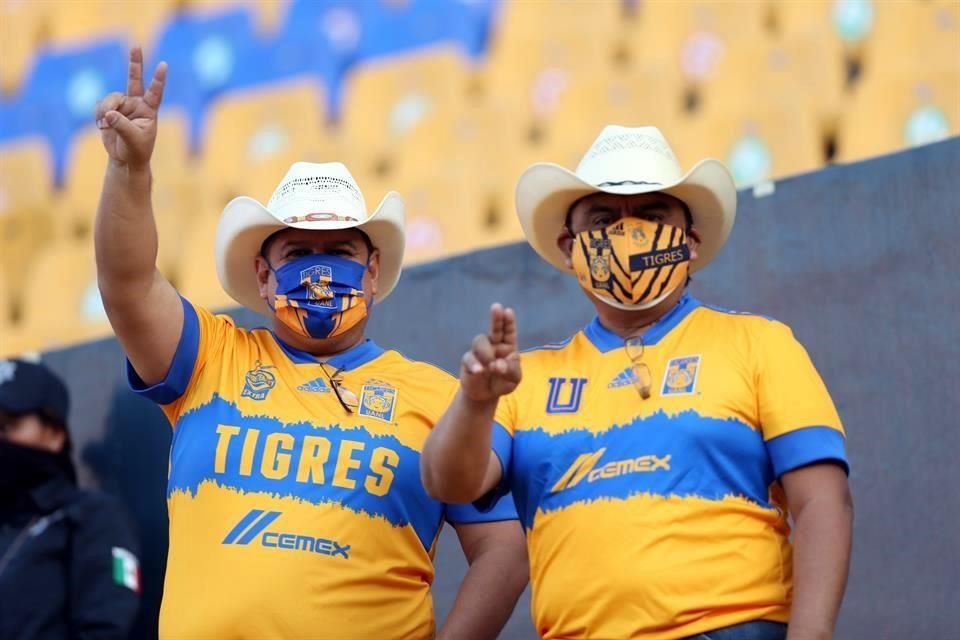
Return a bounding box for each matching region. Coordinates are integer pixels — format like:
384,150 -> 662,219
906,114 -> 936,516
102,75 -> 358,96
259,228 -> 375,262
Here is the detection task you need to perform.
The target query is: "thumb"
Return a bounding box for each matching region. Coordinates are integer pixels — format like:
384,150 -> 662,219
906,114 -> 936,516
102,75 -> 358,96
104,110 -> 140,143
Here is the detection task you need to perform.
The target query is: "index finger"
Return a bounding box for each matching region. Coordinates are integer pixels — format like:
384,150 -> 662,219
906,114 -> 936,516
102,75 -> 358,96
127,47 -> 144,97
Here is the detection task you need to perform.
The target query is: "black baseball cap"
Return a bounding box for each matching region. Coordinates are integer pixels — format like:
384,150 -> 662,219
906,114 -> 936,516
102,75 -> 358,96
0,359 -> 70,428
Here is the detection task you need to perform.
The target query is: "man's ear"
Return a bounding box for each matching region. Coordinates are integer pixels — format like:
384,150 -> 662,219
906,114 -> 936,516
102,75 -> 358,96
557,229 -> 575,269
255,255 -> 272,300
367,248 -> 381,296
686,227 -> 701,262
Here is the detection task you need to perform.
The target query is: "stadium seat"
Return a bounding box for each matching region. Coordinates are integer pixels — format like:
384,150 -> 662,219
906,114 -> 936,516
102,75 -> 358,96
352,0 -> 497,61
0,138 -> 54,215
200,79 -> 333,205
838,70 -> 960,162
675,101 -> 823,186
624,0 -> 768,71
19,241 -> 113,349
773,0 -> 833,40
0,139 -> 57,321
339,47 -> 471,181
149,7 -> 271,149
861,0 -> 960,75
19,38 -> 128,182
61,127 -> 107,234
0,1 -> 47,95
177,212 -> 237,311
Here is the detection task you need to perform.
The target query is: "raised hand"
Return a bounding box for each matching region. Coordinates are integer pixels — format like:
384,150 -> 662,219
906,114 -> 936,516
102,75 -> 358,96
460,304 -> 522,403
95,47 -> 167,169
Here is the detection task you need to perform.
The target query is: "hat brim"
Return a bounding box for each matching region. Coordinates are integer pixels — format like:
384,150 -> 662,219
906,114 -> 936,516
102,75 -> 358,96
215,192 -> 405,316
515,158 -> 737,273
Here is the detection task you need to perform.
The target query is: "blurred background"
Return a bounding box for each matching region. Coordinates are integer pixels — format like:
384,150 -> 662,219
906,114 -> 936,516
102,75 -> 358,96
2,2 -> 959,638
0,0 -> 958,358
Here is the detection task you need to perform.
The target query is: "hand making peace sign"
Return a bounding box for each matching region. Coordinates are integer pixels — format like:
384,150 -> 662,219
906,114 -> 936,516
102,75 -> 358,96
95,47 -> 167,169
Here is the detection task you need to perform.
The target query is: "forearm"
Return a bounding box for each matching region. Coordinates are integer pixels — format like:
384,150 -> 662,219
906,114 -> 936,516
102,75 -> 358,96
437,546 -> 527,640
422,390 -> 498,503
94,161 -> 159,296
787,497 -> 853,640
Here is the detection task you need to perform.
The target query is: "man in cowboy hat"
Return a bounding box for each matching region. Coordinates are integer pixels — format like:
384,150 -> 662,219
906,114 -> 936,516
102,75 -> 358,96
422,125 -> 853,640
93,48 -> 527,640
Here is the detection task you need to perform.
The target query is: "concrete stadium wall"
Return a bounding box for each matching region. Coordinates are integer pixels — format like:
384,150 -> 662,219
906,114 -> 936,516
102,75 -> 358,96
36,137 -> 959,639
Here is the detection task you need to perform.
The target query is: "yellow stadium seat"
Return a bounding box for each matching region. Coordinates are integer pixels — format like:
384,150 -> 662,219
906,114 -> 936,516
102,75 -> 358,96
675,101 -> 823,186
772,0 -> 832,40
0,138 -> 54,215
153,108 -> 194,182
625,0 -> 769,69
185,0 -> 286,34
861,0 -> 960,74
20,241 -> 114,349
0,1 -> 47,94
177,212 -> 237,311
340,47 -> 472,181
61,127 -> 108,235
837,70 -> 960,162
548,64 -> 684,155
43,0 -> 127,45
488,0 -> 623,68
201,79 -> 333,205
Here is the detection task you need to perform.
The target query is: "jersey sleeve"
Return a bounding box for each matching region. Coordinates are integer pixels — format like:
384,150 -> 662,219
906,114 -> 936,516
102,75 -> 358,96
126,297 -> 236,424
445,491 -> 518,524
471,391 -> 518,512
755,320 -> 849,478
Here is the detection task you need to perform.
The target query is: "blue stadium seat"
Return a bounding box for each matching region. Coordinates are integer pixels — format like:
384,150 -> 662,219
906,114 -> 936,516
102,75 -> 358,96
277,0 -> 498,117
353,0 -> 498,61
18,39 -> 127,183
269,0 -> 354,116
149,7 -> 269,149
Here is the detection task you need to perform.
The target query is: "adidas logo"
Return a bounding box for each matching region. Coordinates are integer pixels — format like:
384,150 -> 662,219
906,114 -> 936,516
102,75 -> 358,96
297,377 -> 331,393
608,367 -> 638,389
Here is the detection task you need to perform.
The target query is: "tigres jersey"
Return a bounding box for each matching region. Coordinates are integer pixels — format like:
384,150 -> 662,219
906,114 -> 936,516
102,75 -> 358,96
129,299 -> 517,640
486,294 -> 848,640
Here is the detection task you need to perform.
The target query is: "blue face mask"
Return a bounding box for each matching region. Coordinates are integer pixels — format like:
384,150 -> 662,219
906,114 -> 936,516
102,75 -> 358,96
267,254 -> 369,339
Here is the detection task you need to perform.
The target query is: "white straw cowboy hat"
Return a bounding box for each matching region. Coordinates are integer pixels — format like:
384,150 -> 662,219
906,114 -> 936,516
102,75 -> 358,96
215,162 -> 405,316
516,125 -> 737,273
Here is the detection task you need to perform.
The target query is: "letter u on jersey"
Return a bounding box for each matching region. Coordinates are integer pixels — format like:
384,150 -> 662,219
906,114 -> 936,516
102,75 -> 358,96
546,377 -> 588,414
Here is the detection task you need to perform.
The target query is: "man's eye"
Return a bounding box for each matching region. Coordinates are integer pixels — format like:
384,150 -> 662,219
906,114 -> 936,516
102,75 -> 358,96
287,248 -> 312,259
592,215 -> 616,227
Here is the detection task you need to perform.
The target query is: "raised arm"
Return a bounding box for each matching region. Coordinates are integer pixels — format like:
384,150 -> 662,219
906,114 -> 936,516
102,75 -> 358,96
421,304 -> 521,503
94,47 -> 182,385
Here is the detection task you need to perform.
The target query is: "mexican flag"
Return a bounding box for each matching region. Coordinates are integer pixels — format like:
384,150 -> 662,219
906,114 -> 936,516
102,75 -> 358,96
111,547 -> 140,593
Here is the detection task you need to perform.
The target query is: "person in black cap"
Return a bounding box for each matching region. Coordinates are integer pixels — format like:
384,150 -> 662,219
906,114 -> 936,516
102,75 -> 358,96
0,359 -> 140,640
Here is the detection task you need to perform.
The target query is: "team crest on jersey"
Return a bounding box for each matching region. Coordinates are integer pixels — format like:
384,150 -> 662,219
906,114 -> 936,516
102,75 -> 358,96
662,355 -> 701,395
242,361 -> 277,401
359,379 -> 398,423
300,265 -> 335,308
546,377 -> 588,414
608,367 -> 638,389
297,377 -> 331,393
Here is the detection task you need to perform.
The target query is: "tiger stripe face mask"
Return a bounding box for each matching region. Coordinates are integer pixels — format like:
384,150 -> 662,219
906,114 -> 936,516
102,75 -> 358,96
571,217 -> 690,311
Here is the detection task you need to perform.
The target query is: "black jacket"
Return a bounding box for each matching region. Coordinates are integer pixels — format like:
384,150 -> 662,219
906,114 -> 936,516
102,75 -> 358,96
0,472 -> 140,640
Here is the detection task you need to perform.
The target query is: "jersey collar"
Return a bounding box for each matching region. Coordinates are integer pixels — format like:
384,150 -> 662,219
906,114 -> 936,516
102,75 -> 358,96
583,293 -> 701,353
272,335 -> 385,372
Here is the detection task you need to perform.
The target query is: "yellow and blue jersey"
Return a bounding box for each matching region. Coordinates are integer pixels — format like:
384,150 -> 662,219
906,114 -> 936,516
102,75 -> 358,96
486,294 -> 848,640
129,299 -> 517,640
